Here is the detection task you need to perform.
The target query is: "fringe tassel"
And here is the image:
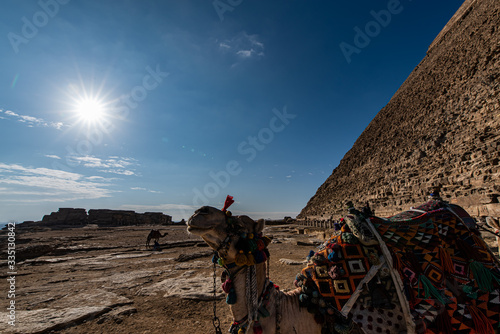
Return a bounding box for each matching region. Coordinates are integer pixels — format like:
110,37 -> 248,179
438,246 -> 454,274
419,275 -> 446,305
392,251 -> 403,271
435,307 -> 453,334
472,233 -> 486,249
468,304 -> 495,334
403,279 -> 417,308
226,289 -> 237,304
235,251 -> 247,267
406,250 -> 423,274
246,253 -> 256,266
469,260 -> 497,292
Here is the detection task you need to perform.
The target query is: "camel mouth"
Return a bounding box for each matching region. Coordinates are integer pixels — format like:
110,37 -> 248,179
186,225 -> 208,233
186,219 -> 213,234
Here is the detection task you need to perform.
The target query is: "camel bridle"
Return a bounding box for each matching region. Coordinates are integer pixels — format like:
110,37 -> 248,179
210,215 -> 239,334
210,213 -> 243,334
209,213 -> 280,334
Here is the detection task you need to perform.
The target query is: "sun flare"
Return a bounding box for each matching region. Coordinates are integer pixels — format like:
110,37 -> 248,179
75,98 -> 106,122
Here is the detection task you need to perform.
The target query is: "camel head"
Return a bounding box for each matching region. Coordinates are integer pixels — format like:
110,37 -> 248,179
187,206 -> 265,263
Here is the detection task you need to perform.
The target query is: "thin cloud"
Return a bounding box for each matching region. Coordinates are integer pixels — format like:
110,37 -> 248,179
0,109 -> 64,129
45,154 -> 62,160
121,203 -> 195,211
218,32 -> 265,65
0,163 -> 114,202
72,155 -> 138,176
86,175 -> 111,180
236,49 -> 255,58
131,187 -> 162,194
0,163 -> 81,180
100,169 -> 136,176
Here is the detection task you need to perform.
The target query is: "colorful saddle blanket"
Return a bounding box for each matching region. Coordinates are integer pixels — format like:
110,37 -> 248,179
297,201 -> 500,333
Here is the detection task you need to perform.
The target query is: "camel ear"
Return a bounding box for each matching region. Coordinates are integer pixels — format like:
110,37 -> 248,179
255,219 -> 265,234
237,215 -> 264,234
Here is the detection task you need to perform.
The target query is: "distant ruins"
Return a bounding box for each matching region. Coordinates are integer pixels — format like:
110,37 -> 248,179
21,208 -> 172,228
299,0 -> 499,222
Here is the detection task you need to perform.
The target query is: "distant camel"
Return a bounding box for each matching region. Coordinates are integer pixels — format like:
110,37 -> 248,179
146,229 -> 168,248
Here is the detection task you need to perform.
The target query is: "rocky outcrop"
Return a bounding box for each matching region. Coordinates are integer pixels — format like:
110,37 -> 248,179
16,245 -> 55,261
87,209 -> 137,225
299,0 -> 500,221
42,208 -> 88,226
87,210 -> 172,226
22,208 -> 172,228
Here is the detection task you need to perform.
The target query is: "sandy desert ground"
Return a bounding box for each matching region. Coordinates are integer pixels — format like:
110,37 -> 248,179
0,223 -> 334,334
0,222 -> 498,334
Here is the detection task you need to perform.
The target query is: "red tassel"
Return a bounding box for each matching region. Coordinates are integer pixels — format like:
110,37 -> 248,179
468,304 -> 494,334
222,195 -> 234,212
253,322 -> 263,334
221,278 -> 233,293
438,246 -> 454,274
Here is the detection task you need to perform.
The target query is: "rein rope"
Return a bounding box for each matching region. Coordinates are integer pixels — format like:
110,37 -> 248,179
246,265 -> 258,327
212,256 -> 222,334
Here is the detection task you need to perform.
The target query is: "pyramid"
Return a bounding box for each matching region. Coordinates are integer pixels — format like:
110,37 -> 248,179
299,0 -> 500,221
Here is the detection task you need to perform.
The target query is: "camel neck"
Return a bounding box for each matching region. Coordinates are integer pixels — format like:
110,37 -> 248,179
228,262 -> 268,324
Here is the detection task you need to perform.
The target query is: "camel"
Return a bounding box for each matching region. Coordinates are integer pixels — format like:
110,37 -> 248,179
187,206 -> 325,334
146,229 -> 168,248
187,199 -> 500,334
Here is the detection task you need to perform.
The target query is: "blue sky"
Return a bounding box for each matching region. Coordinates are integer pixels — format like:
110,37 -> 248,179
0,0 -> 462,222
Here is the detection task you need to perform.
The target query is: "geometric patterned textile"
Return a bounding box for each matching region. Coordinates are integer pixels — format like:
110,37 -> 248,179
299,200 -> 500,333
374,204 -> 500,333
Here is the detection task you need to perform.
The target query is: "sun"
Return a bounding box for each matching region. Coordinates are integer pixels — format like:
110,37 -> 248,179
64,81 -> 115,129
75,98 -> 106,122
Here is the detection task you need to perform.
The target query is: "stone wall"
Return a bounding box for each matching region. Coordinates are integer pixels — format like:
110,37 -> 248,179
26,208 -> 172,227
299,0 -> 500,221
